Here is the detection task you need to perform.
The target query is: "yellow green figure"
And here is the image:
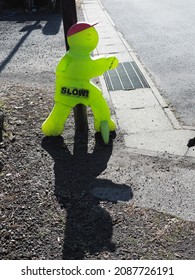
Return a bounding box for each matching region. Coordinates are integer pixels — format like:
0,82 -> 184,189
42,22 -> 118,144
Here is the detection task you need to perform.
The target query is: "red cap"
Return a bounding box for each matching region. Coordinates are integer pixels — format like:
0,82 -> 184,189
67,22 -> 98,37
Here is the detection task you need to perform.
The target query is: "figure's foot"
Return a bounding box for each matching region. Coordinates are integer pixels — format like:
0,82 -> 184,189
100,121 -> 110,145
109,119 -> 116,131
42,120 -> 63,136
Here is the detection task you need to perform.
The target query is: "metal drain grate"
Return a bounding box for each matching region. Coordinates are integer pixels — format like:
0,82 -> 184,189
104,61 -> 150,91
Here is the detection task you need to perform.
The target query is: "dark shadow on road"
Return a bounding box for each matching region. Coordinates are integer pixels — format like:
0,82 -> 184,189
42,132 -> 133,259
42,14 -> 61,35
0,19 -> 42,73
0,12 -> 61,73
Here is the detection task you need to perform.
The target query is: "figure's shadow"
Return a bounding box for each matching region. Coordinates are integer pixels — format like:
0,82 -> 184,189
42,132 -> 133,259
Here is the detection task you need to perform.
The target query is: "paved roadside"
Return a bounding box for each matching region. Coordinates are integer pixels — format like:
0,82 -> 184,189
0,3 -> 195,260
82,0 -> 195,158
81,0 -> 195,222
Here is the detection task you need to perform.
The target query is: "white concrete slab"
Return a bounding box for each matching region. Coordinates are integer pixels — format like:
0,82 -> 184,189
116,106 -> 173,134
97,44 -> 127,55
111,88 -> 159,109
125,130 -> 195,156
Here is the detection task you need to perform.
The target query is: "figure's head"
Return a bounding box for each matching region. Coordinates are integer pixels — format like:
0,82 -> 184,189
67,22 -> 99,53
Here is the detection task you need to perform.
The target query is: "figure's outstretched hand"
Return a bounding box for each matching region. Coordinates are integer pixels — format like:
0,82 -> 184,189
107,56 -> 118,70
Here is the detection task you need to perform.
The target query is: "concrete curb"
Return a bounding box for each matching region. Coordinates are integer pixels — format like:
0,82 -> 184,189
82,0 -> 195,158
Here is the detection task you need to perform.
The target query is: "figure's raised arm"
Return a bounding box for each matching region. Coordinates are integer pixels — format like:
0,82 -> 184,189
92,56 -> 118,76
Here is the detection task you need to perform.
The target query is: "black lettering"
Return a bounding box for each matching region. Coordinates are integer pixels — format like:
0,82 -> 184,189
76,266 -> 82,275
72,88 -> 78,95
79,89 -> 85,96
21,269 -> 25,275
61,87 -> 66,94
46,269 -> 52,275
61,87 -> 89,98
38,267 -> 45,275
65,269 -> 71,275
61,268 -> 66,275
79,89 -> 89,97
26,266 -> 33,275
55,269 -> 61,276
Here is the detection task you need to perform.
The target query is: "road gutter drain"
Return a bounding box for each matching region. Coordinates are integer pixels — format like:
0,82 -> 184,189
104,61 -> 149,91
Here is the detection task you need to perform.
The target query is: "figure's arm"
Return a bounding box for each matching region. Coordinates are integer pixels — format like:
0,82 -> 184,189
92,56 -> 118,76
106,56 -> 119,70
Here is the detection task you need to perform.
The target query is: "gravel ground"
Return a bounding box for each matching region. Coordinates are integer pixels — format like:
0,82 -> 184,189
0,5 -> 195,260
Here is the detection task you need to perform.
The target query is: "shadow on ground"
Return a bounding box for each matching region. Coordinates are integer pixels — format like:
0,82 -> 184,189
0,12 -> 61,73
42,132 -> 133,259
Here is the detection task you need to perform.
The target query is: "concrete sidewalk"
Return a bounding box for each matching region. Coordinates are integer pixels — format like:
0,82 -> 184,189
82,0 -> 195,158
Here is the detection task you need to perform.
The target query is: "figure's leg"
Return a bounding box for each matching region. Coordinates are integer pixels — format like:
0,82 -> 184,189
90,94 -> 116,132
42,103 -> 72,136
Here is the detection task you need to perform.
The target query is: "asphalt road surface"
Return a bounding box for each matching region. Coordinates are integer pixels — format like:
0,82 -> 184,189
101,0 -> 195,127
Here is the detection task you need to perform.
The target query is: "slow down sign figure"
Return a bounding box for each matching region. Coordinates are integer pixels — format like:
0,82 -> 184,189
42,22 -> 118,144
